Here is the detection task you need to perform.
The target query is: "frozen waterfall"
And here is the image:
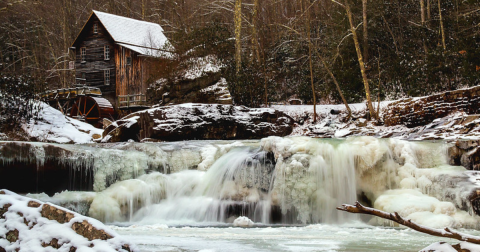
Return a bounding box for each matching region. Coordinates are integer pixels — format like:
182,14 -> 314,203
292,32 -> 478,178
1,137 -> 479,228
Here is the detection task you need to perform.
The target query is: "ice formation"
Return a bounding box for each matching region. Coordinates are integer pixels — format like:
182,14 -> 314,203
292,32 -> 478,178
233,216 -> 254,227
2,137 -> 480,228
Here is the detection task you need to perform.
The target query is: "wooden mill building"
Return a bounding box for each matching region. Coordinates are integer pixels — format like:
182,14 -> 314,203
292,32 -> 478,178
71,10 -> 173,110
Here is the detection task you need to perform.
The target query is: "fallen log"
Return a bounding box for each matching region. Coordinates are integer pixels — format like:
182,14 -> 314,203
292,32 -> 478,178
337,201 -> 480,244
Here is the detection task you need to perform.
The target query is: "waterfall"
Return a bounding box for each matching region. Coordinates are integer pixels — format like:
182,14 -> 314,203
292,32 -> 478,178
2,137 -> 480,228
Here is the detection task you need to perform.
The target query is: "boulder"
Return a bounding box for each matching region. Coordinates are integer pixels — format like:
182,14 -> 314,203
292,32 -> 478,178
103,104 -> 294,142
0,189 -> 136,252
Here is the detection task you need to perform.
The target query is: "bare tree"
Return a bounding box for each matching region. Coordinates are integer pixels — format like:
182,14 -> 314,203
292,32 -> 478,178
344,0 -> 376,119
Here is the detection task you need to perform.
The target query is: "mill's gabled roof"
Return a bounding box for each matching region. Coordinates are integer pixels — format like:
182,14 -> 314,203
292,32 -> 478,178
72,10 -> 174,58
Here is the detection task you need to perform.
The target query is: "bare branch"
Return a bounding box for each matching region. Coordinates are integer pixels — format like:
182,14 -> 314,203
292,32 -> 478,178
337,202 -> 480,245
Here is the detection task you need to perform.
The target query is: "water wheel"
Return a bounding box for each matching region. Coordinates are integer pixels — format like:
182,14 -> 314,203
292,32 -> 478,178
70,96 -> 114,124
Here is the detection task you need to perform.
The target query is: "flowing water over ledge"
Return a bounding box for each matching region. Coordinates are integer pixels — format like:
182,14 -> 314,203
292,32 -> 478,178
1,137 -> 480,251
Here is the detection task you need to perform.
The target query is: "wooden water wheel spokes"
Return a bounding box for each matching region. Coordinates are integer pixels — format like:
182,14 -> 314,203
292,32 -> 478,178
69,96 -> 114,123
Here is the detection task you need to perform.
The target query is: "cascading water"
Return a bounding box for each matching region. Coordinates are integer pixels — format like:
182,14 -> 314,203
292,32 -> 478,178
2,137 -> 480,229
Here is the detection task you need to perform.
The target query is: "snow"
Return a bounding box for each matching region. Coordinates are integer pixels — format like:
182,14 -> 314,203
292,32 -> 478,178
93,10 -> 173,57
0,189 -> 137,252
21,102 -> 103,144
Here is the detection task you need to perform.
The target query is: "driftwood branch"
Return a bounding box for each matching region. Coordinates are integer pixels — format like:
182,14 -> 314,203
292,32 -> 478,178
337,201 -> 480,244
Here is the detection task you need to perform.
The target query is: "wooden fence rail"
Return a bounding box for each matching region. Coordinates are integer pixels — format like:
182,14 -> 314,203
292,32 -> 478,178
118,94 -> 147,109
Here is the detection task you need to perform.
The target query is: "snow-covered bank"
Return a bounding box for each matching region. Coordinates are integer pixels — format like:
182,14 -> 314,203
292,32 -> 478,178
21,102 -> 103,144
0,189 -> 137,252
273,103 -> 480,140
2,101 -> 104,144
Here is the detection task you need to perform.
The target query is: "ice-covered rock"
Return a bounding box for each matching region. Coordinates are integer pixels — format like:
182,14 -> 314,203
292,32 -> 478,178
419,241 -> 480,252
233,216 -> 254,227
103,103 -> 294,142
0,189 -> 137,252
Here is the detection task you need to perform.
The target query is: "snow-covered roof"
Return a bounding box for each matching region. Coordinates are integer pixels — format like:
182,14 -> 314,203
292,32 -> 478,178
74,10 -> 173,58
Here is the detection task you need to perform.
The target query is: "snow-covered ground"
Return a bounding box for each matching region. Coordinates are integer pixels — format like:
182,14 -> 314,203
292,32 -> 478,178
20,102 -> 103,144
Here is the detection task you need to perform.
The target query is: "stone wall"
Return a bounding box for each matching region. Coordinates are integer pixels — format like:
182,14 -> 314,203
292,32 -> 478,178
383,86 -> 480,127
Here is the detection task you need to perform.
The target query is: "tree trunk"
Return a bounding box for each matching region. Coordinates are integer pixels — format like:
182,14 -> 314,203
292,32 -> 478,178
420,0 -> 425,24
427,0 -> 431,21
438,0 -> 446,50
235,0 -> 242,74
337,202 -> 480,244
377,48 -> 381,117
362,0 -> 368,65
345,0 -> 376,120
251,0 -> 260,64
420,0 -> 428,56
305,0 -> 317,123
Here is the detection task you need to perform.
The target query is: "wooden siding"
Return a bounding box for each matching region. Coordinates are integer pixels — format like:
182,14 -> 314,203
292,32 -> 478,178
115,46 -> 144,98
74,15 -> 116,103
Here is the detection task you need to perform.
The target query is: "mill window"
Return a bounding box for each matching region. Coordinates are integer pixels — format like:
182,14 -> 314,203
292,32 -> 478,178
104,69 -> 110,85
126,57 -> 132,65
81,72 -> 86,80
81,47 -> 86,62
104,45 -> 110,60
94,23 -> 98,34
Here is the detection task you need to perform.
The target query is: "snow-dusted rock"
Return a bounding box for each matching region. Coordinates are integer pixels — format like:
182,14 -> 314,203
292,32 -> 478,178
233,216 -> 254,227
103,103 -> 294,142
383,85 -> 480,127
419,241 -> 480,252
0,189 -> 137,252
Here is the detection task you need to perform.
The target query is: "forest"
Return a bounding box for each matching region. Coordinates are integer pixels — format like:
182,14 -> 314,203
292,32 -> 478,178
1,0 -> 480,110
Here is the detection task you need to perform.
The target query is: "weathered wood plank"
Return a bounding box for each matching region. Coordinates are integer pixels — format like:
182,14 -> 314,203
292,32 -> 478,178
74,15 -> 116,104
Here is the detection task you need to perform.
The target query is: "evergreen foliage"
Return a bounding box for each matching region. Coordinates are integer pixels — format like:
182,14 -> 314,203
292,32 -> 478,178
0,74 -> 41,131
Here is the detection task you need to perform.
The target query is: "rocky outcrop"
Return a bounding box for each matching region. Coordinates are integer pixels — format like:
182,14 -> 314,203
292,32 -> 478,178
0,189 -> 136,252
102,104 -> 294,142
449,140 -> 480,170
147,55 -> 232,105
383,86 -> 480,127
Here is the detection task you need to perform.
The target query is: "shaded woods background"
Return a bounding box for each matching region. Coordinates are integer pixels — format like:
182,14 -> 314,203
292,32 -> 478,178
1,0 -> 480,107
